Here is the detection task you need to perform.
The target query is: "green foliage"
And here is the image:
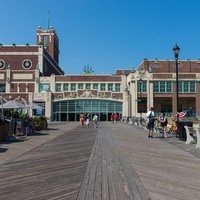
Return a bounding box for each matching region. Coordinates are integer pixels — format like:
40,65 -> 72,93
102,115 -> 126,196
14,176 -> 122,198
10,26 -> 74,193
39,115 -> 47,121
33,116 -> 42,127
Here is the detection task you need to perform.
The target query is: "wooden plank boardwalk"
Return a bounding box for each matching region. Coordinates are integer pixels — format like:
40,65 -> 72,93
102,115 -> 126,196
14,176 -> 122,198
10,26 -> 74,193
0,122 -> 96,200
77,123 -> 150,200
0,121 -> 200,199
112,123 -> 200,200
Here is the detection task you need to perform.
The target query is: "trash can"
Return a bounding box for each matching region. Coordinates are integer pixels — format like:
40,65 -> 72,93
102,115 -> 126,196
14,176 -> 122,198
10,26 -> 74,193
177,121 -> 193,141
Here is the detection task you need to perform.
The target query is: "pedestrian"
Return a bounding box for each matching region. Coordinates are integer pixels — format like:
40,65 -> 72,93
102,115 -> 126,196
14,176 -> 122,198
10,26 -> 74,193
159,112 -> 168,138
92,114 -> 98,128
13,111 -> 19,138
110,113 -> 114,123
79,113 -> 85,128
115,113 -> 119,123
146,107 -> 155,138
85,114 -> 90,127
24,113 -> 30,136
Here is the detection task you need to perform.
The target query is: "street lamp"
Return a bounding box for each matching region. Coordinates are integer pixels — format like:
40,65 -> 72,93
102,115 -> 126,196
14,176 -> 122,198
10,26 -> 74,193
173,44 -> 180,132
0,87 -> 4,122
139,78 -> 143,123
125,85 -> 131,119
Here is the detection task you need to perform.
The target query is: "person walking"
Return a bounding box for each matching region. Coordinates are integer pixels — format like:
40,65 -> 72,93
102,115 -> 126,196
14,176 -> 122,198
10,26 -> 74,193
92,114 -> 98,128
146,107 -> 155,138
110,113 -> 115,123
115,113 -> 119,123
79,113 -> 85,128
24,113 -> 30,136
85,114 -> 90,127
159,112 -> 168,138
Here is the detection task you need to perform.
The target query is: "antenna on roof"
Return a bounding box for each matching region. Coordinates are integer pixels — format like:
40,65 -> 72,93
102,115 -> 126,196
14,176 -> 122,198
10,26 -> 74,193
47,10 -> 50,29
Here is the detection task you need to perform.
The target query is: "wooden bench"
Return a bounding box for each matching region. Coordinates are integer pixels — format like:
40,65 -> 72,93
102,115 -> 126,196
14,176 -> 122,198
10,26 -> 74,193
184,126 -> 200,148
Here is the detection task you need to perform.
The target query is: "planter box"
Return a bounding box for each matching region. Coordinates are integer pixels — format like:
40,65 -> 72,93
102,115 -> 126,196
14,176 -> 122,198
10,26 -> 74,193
41,119 -> 48,130
35,126 -> 42,131
0,124 -> 9,142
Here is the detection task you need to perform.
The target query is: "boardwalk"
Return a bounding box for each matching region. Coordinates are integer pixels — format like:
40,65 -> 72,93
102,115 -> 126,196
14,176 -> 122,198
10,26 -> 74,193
0,122 -> 200,200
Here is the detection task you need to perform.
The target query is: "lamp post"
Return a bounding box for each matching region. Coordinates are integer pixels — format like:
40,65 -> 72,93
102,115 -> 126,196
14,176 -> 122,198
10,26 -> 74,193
0,87 -> 4,122
139,78 -> 143,124
173,44 -> 180,132
125,85 -> 130,119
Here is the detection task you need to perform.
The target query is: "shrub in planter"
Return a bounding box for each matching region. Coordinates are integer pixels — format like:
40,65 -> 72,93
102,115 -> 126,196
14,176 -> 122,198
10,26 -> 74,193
39,116 -> 48,130
0,122 -> 9,141
33,116 -> 42,131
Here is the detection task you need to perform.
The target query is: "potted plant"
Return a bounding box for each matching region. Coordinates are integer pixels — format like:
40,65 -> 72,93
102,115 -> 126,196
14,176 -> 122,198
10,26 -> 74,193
0,120 -> 9,141
33,116 -> 42,131
40,116 -> 48,130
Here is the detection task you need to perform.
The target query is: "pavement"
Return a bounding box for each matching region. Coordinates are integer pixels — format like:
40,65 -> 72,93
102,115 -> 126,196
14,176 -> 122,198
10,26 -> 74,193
0,122 -> 80,166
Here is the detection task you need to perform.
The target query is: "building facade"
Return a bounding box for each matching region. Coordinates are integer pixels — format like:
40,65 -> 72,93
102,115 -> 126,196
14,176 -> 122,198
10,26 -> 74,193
0,27 -> 200,121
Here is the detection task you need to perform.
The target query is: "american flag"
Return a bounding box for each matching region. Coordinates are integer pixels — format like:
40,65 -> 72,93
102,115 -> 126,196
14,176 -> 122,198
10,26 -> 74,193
173,110 -> 188,119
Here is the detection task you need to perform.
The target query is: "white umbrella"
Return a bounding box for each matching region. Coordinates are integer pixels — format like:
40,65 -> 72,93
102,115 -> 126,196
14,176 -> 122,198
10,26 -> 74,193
0,100 -> 27,109
26,102 -> 45,109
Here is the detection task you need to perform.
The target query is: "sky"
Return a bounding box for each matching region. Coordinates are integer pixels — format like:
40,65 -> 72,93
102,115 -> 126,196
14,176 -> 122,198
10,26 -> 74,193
1,0 -> 200,75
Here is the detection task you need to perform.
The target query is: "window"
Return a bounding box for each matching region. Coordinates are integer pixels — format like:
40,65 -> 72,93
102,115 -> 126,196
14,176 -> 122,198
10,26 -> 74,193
137,80 -> 147,93
0,84 -> 5,92
63,83 -> 68,91
39,83 -> 50,92
22,59 -> 32,69
154,82 -> 159,93
71,83 -> 76,91
78,83 -> 84,89
86,83 -> 91,90
166,82 -> 171,93
190,82 -> 195,93
93,83 -> 98,89
108,83 -> 113,91
0,59 -> 5,69
115,84 -> 120,92
100,83 -> 106,91
153,81 -> 172,93
43,35 -> 48,48
183,82 -> 189,93
55,83 -> 61,92
160,82 -> 165,93
179,81 -> 196,93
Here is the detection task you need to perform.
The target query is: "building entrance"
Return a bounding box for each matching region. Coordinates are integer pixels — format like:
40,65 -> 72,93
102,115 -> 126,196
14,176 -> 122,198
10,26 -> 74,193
52,99 -> 123,122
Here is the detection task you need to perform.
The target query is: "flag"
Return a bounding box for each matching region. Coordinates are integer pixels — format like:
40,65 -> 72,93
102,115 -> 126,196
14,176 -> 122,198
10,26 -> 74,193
179,110 -> 188,118
173,109 -> 188,119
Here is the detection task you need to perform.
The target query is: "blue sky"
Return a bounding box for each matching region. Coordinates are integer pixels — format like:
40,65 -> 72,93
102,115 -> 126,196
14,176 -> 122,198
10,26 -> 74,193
1,0 -> 200,75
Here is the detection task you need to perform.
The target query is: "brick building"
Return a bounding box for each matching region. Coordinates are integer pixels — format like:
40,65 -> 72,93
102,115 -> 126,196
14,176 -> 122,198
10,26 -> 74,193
0,26 -> 199,121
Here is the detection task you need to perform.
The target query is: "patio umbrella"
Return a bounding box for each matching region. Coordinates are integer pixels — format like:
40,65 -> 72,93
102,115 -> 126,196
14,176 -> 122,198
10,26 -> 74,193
0,100 -> 27,109
26,102 -> 45,109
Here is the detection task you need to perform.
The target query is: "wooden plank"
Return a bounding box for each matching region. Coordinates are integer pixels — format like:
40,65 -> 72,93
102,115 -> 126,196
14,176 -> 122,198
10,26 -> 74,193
112,122 -> 200,200
0,124 -> 97,200
2,121 -> 200,199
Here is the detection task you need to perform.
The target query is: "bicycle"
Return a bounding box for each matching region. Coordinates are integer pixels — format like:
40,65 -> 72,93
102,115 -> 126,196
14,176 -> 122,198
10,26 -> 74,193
167,120 -> 177,135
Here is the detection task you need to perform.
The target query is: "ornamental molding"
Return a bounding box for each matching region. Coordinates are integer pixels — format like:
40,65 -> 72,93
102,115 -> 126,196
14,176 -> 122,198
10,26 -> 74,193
80,90 -> 96,98
172,61 -> 183,68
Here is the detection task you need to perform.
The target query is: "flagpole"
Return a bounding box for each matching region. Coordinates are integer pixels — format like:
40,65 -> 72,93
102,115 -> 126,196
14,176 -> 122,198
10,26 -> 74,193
47,10 -> 50,29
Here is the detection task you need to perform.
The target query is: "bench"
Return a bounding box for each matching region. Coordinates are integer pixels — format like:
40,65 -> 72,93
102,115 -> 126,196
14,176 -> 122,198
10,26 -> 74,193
184,126 -> 200,148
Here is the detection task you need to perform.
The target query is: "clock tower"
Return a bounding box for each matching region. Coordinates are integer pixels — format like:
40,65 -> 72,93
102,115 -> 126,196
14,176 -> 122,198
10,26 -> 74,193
36,26 -> 60,64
